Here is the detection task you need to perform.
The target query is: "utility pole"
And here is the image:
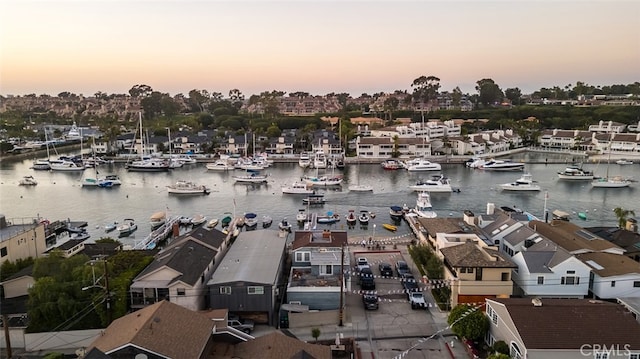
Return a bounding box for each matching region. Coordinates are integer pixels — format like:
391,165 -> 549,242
3,314 -> 12,359
338,242 -> 344,327
103,259 -> 112,325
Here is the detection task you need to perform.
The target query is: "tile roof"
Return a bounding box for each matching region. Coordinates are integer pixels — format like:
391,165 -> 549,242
528,220 -> 622,253
491,298 -> 640,350
439,241 -> 516,268
576,252 -> 640,277
89,300 -> 215,358
291,230 -> 348,250
233,331 -> 331,359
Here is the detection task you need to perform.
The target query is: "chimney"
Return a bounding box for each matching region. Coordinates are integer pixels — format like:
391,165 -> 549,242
322,230 -> 331,238
532,298 -> 543,307
625,218 -> 638,233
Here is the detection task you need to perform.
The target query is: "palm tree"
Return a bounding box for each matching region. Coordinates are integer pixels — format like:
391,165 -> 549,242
613,207 -> 635,228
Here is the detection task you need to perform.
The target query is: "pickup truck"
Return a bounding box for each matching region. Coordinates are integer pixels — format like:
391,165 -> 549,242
228,316 -> 255,334
356,257 -> 370,273
409,292 -> 427,309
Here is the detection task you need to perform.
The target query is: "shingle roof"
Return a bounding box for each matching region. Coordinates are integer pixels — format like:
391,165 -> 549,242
528,220 -> 622,253
491,298 -> 640,350
233,331 -> 331,359
439,241 -> 516,268
576,252 -> 640,277
417,217 -> 469,236
89,300 -> 215,358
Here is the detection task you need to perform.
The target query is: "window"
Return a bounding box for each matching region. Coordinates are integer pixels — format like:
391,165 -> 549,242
320,265 -> 333,275
634,281 -> 640,288
611,281 -> 616,287
295,251 -> 310,262
176,288 -> 186,296
460,267 -> 467,274
561,276 -> 579,285
0,247 -> 7,257
475,267 -> 483,281
248,286 -> 264,295
566,270 -> 575,274
220,286 -> 231,295
501,272 -> 509,281
537,276 -> 544,285
486,306 -> 498,325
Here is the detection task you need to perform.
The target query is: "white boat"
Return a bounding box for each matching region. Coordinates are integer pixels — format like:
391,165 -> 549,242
405,158 -> 442,172
150,211 -> 166,229
303,174 -> 343,187
303,194 -> 326,205
279,218 -> 292,232
206,218 -> 219,229
262,215 -> 273,228
64,122 -> 82,141
298,152 -> 311,168
466,157 -> 486,168
281,181 -> 314,194
409,174 -> 453,192
244,213 -> 258,228
412,192 -> 437,218
358,210 -> 370,225
117,219 -> 138,237
190,214 -> 207,227
480,159 -> 524,171
178,216 -> 193,225
167,180 -> 211,195
233,169 -> 269,183
19,175 -> 38,186
389,205 -> 405,219
31,159 -> 51,171
616,159 -> 634,165
381,159 -> 404,170
296,209 -> 308,223
557,164 -> 594,180
312,151 -> 328,169
206,159 -> 233,171
500,173 -> 541,191
592,141 -> 632,188
104,221 -> 118,233
50,159 -> 85,172
126,114 -> 171,172
316,212 -> 340,224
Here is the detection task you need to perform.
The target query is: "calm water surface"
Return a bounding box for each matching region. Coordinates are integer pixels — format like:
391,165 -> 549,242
1,153 -> 638,247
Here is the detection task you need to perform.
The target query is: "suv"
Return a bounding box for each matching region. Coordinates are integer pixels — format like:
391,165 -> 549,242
378,262 -> 393,277
396,260 -> 411,277
362,293 -> 379,310
356,257 -> 370,272
359,267 -> 376,290
409,292 -> 427,309
227,315 -> 254,334
401,274 -> 419,298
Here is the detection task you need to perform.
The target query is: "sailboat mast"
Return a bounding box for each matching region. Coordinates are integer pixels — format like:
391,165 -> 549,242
138,112 -> 144,160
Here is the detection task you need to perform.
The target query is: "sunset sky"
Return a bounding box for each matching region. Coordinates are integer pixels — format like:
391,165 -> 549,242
1,1 -> 639,97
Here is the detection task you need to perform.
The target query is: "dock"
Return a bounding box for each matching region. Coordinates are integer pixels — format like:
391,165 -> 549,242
133,216 -> 181,250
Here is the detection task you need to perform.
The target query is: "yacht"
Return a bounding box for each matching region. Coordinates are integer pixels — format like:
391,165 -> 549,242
302,194 -> 326,205
409,174 -> 453,192
616,159 -> 634,165
296,209 -> 308,223
206,159 -> 233,171
312,151 -> 328,169
126,157 -> 171,172
405,158 -> 442,172
381,159 -> 404,170
50,159 -> 86,172
298,152 -> 311,168
19,175 -> 38,186
303,174 -> 343,187
412,192 -> 437,218
500,173 -> 541,191
480,159 -> 524,171
557,164 -> 594,180
466,157 -> 486,168
281,181 -> 314,194
167,180 -> 211,195
233,170 -> 269,183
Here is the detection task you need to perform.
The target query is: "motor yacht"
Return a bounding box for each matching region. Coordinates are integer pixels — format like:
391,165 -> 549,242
405,158 -> 442,172
500,173 -> 541,191
409,174 -> 453,192
480,159 -> 524,171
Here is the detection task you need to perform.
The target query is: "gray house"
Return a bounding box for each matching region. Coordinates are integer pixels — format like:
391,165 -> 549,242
287,230 -> 350,310
208,229 -> 287,325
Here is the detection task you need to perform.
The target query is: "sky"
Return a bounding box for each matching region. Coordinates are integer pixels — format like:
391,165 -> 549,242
1,0 -> 639,98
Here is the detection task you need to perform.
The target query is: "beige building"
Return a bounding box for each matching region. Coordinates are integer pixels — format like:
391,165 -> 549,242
440,241 -> 516,307
0,215 -> 48,265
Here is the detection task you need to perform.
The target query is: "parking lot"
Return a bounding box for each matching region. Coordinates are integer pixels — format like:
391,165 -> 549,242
346,249 -> 457,359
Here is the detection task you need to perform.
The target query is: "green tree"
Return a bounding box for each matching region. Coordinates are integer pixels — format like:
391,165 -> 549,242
266,123 -> 282,138
188,89 -> 210,112
492,340 -> 509,355
447,304 -> 489,341
311,327 -> 321,342
505,87 -> 522,105
613,207 -> 636,228
476,79 -> 504,107
128,84 -> 153,98
411,75 -> 441,112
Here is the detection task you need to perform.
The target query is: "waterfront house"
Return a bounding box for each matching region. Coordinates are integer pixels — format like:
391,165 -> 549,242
527,220 -> 626,256
265,135 -> 296,155
576,251 -> 640,299
130,227 -> 228,311
510,238 -> 591,298
287,230 -> 350,311
207,230 -> 287,325
0,215 -> 48,266
485,298 -> 640,359
586,220 -> 640,262
414,216 -> 475,250
87,300 -> 216,359
440,241 -> 516,307
355,136 -> 433,159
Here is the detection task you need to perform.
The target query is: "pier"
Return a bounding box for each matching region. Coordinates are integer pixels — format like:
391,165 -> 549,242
133,216 -> 181,250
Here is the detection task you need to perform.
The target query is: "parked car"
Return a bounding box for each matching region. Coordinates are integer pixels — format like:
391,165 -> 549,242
362,293 -> 379,310
356,257 -> 370,272
401,273 -> 419,298
378,262 -> 393,277
409,292 -> 427,309
359,267 -> 376,290
395,260 -> 411,276
228,315 -> 255,334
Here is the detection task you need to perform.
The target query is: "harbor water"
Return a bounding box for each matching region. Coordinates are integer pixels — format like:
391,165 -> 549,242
0,152 -> 638,248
